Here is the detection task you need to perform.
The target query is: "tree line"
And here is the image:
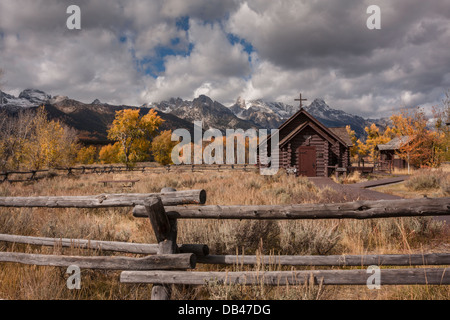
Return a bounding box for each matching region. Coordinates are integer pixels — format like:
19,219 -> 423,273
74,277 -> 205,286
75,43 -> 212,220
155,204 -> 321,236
2,104 -> 448,173
0,107 -> 176,172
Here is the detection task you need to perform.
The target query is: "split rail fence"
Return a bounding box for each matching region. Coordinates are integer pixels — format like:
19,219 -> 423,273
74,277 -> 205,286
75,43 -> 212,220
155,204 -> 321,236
0,164 -> 258,183
0,190 -> 449,300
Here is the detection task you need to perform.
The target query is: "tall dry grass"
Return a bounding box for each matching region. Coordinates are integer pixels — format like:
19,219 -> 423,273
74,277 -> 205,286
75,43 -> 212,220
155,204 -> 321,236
0,169 -> 448,300
405,169 -> 450,195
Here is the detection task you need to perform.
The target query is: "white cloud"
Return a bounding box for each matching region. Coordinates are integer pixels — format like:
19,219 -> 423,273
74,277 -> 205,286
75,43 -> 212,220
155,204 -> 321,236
1,27 -> 144,104
0,0 -> 449,117
141,20 -> 251,103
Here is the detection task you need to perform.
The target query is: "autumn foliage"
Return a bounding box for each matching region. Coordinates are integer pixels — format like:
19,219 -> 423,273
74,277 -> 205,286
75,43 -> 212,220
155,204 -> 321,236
353,106 -> 448,168
150,130 -> 176,165
100,109 -> 164,167
76,146 -> 98,165
0,107 -> 79,171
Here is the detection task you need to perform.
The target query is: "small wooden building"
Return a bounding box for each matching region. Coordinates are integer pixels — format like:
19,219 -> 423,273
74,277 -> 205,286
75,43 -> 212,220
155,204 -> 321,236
261,108 -> 353,177
375,136 -> 411,170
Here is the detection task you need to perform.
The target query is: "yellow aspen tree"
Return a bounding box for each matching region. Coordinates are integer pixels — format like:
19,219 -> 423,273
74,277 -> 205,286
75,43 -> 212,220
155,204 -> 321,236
361,123 -> 391,161
107,109 -> 163,168
20,107 -> 78,169
151,130 -> 177,165
345,125 -> 358,160
99,143 -> 121,164
76,145 -> 98,164
390,107 -> 444,168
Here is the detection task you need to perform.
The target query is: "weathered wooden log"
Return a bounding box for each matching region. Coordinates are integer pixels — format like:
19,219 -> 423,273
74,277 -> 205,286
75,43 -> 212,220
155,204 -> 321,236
133,197 -> 450,220
152,220 -> 177,300
197,253 -> 450,266
145,195 -> 179,300
120,268 -> 450,286
0,234 -> 209,256
145,197 -> 172,244
124,190 -> 207,206
179,244 -> 209,257
0,189 -> 206,208
0,252 -> 195,270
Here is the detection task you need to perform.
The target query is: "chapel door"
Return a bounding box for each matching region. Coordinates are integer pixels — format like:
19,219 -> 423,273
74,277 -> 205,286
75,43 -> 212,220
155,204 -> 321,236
297,146 -> 316,177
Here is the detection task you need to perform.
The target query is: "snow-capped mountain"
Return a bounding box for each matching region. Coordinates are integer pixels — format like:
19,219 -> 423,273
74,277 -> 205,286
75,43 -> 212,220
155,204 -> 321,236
303,98 -> 370,138
1,88 -> 385,140
229,97 -> 384,139
229,97 -> 299,128
0,89 -> 51,110
148,95 -> 257,131
0,89 -> 194,143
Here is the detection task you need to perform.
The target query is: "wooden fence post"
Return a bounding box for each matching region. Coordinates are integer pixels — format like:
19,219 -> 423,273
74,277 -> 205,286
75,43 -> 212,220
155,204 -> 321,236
145,188 -> 179,300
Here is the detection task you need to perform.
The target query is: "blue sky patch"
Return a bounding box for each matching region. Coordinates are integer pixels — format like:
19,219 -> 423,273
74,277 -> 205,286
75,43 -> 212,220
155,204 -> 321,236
226,33 -> 255,56
176,16 -> 190,31
138,42 -> 195,78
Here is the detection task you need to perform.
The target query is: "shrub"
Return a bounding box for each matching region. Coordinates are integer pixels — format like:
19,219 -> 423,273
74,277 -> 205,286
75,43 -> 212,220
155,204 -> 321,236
440,174 -> 450,196
76,146 -> 97,164
279,221 -> 341,255
405,169 -> 446,191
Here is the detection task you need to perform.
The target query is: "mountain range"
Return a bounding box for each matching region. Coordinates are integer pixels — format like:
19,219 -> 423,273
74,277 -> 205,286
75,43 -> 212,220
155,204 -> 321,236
1,89 -> 385,143
148,95 -> 386,139
0,89 -> 194,144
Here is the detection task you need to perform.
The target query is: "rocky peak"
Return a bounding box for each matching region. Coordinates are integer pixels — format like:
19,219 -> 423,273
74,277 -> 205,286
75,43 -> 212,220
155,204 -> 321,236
18,89 -> 51,104
49,95 -> 69,104
307,98 -> 330,110
194,94 -> 214,106
236,96 -> 246,109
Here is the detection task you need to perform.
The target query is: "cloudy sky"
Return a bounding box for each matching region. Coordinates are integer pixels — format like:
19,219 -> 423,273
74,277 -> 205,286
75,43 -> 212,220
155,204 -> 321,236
0,0 -> 449,118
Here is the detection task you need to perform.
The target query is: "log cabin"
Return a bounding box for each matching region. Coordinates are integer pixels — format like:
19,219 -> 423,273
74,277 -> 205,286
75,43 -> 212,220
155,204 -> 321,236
375,136 -> 411,171
260,108 -> 353,177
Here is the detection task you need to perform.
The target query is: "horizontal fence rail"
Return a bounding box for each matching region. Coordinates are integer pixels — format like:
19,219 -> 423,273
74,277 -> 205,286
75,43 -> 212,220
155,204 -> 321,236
0,252 -> 196,270
133,197 -> 450,220
0,234 -> 209,256
0,164 -> 259,183
0,234 -> 450,267
197,253 -> 450,267
1,233 -> 448,267
120,268 -> 450,286
0,190 -> 206,208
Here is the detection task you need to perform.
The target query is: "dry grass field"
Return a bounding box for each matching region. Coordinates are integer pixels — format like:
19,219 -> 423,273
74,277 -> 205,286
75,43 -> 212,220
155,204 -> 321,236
0,168 -> 449,300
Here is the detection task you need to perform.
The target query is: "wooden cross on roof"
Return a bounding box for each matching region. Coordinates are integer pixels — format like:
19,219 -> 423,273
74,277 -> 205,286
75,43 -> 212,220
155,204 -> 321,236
295,93 -> 307,109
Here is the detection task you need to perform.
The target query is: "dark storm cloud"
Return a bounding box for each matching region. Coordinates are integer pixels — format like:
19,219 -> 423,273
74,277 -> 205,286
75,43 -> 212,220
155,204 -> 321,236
226,0 -> 450,115
0,0 -> 449,117
229,1 -> 450,73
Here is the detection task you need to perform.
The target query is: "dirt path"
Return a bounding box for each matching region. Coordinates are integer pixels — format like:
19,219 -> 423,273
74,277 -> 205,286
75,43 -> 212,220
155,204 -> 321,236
349,176 -> 410,189
309,177 -> 403,201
